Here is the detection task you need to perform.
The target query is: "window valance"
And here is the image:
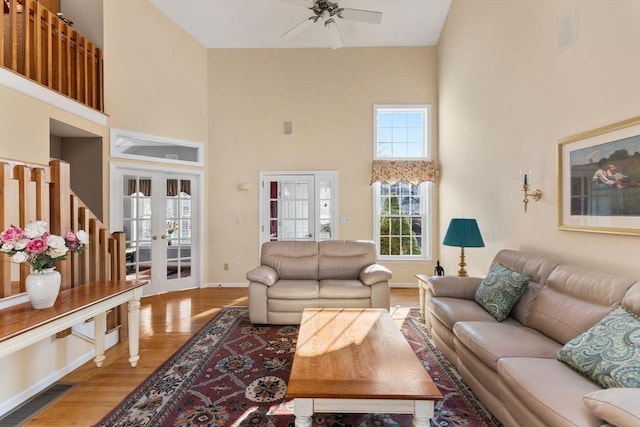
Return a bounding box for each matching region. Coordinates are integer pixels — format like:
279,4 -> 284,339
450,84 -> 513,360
370,160 -> 438,185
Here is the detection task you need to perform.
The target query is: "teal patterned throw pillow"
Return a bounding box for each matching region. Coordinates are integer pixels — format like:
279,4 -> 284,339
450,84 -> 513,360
557,307 -> 640,389
474,263 -> 530,321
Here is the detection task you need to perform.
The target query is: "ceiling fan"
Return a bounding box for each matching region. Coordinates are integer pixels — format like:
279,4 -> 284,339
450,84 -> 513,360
282,0 -> 383,49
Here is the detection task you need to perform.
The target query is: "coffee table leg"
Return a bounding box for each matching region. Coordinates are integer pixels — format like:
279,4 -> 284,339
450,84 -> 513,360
293,398 -> 313,427
413,400 -> 434,427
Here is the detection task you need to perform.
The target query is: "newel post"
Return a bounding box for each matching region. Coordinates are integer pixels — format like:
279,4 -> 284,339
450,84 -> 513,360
49,160 -> 72,289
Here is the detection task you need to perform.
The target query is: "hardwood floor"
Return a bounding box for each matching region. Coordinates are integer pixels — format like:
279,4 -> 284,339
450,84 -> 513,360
22,287 -> 419,426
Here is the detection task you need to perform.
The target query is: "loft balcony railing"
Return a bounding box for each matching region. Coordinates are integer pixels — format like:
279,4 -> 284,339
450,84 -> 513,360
1,0 -> 104,112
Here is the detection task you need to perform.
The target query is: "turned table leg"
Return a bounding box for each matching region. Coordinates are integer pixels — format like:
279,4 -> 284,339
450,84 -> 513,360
93,312 -> 106,367
293,398 -> 313,427
127,297 -> 141,367
412,400 -> 434,427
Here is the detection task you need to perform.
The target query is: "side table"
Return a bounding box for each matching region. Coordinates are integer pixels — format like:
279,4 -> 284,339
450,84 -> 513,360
415,274 -> 432,322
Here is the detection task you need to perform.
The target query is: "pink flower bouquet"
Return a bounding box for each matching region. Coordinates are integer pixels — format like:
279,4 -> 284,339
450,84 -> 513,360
0,221 -> 89,272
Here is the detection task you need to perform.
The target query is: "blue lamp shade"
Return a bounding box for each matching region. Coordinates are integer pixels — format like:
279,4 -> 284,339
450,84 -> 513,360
443,218 -> 485,248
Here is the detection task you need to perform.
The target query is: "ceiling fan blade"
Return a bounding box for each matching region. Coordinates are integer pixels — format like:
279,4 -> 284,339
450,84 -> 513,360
325,19 -> 343,49
340,8 -> 383,25
282,17 -> 315,40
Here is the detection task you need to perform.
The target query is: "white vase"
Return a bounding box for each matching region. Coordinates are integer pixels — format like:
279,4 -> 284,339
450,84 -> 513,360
26,268 -> 62,309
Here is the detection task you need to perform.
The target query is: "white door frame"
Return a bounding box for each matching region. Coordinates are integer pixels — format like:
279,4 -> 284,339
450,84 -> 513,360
259,170 -> 338,245
110,161 -> 204,293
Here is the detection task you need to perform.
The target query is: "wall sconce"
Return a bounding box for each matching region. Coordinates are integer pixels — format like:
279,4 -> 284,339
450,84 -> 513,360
521,171 -> 542,212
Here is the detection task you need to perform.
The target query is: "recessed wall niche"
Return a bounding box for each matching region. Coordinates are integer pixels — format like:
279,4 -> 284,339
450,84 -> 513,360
49,119 -> 103,221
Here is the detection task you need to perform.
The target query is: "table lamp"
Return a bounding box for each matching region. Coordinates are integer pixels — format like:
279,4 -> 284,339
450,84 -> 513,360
443,218 -> 485,277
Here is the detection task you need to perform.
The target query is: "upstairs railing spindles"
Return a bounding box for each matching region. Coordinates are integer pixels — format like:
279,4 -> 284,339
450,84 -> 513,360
1,0 -> 104,112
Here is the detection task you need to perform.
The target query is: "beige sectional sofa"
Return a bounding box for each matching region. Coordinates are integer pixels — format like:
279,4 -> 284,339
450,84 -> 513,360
247,240 -> 391,325
423,249 -> 640,427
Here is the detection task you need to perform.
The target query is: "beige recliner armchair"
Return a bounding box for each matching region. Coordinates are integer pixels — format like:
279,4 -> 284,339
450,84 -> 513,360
247,240 -> 392,324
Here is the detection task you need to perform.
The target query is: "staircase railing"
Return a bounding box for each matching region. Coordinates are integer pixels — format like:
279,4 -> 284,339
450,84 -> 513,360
0,158 -> 126,335
1,0 -> 104,112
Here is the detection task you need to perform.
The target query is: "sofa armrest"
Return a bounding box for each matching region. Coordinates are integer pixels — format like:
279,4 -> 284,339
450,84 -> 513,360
246,266 -> 279,287
359,264 -> 392,286
428,276 -> 483,300
583,388 -> 640,427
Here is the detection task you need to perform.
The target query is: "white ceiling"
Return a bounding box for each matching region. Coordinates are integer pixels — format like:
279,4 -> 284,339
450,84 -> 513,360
149,0 -> 452,49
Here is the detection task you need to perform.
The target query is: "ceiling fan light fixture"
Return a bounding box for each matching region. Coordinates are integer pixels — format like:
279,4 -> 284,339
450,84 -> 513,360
325,18 -> 343,49
282,0 -> 381,49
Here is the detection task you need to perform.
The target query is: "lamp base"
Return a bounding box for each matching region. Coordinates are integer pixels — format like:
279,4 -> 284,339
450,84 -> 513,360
457,247 -> 468,277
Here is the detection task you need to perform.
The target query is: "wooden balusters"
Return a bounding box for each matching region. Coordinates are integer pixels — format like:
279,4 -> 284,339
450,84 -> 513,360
0,158 -> 126,296
1,0 -> 104,112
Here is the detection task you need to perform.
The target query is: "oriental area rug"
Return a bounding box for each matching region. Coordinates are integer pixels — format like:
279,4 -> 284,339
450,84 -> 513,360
98,307 -> 502,427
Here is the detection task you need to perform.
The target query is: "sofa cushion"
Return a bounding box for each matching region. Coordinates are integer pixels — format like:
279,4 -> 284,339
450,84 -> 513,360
428,297 -> 497,330
319,279 -> 371,299
490,249 -> 558,326
557,306 -> 640,388
266,280 -> 319,299
453,321 -> 561,371
622,282 -> 640,316
268,298 -> 319,312
474,263 -> 530,321
261,241 -> 319,280
528,265 -> 637,344
491,249 -> 558,285
583,388 -> 640,427
318,240 -> 376,280
498,357 -> 602,427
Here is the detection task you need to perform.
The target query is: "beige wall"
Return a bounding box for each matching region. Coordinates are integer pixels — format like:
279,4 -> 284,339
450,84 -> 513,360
61,137 -> 104,220
103,0 -> 208,144
0,86 -> 107,164
207,47 -> 438,285
438,0 -> 640,279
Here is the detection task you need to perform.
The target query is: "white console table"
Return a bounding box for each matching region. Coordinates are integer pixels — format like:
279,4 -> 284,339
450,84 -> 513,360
0,281 -> 146,367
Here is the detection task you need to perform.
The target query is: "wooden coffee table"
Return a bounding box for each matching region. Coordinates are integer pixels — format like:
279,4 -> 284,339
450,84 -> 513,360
287,308 -> 442,427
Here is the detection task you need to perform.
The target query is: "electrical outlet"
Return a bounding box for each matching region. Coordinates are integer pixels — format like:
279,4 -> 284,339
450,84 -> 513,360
223,263 -> 229,271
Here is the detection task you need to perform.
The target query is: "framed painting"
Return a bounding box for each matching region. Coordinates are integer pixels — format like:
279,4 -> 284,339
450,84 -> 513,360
557,116 -> 640,235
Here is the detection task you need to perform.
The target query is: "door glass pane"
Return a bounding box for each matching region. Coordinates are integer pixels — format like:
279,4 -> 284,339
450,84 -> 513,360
166,179 -> 191,280
280,182 -> 311,240
319,179 -> 332,240
264,175 -> 327,242
124,175 -> 154,282
268,181 -> 280,241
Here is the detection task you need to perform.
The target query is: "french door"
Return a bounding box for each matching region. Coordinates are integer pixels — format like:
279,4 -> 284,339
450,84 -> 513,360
261,172 -> 337,243
112,166 -> 200,296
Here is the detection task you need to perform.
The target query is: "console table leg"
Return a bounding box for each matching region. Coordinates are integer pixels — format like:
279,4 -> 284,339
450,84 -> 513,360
418,283 -> 426,322
412,400 -> 434,427
293,398 -> 313,427
93,312 -> 106,367
127,298 -> 141,367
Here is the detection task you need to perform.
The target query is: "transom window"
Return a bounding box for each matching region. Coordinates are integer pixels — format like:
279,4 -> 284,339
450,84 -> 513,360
376,107 -> 428,158
373,105 -> 432,259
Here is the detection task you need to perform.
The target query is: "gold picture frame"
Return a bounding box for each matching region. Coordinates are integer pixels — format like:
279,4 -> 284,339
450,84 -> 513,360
557,116 -> 640,235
